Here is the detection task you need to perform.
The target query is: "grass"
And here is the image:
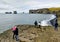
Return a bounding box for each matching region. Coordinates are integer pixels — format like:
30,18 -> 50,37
48,7 -> 60,11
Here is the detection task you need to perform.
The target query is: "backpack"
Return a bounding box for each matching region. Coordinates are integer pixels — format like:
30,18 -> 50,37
12,26 -> 16,31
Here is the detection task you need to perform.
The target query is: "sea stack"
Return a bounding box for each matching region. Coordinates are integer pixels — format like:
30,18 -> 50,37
13,11 -> 17,14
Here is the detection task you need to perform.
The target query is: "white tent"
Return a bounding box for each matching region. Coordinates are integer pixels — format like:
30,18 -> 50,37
40,15 -> 56,26
40,20 -> 51,26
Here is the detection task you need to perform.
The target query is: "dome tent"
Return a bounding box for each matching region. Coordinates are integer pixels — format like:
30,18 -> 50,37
40,20 -> 51,26
40,14 -> 56,26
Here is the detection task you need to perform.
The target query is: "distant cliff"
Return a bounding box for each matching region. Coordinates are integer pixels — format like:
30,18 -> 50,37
29,8 -> 50,14
29,7 -> 60,16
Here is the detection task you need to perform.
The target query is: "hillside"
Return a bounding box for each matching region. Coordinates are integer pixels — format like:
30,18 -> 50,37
29,7 -> 60,16
49,7 -> 60,11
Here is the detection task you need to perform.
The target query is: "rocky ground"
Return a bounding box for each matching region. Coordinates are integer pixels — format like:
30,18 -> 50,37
0,25 -> 60,42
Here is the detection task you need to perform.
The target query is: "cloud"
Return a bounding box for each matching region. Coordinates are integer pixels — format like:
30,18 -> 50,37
21,0 -> 60,10
0,0 -> 60,13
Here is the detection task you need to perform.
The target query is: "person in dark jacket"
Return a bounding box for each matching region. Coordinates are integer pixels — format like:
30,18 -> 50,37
12,26 -> 19,41
15,27 -> 19,41
34,21 -> 38,27
12,26 -> 16,39
50,14 -> 58,31
54,19 -> 58,31
38,22 -> 41,28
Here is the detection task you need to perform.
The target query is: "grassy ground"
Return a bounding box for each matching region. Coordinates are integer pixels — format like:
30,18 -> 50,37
48,7 -> 60,11
0,18 -> 60,42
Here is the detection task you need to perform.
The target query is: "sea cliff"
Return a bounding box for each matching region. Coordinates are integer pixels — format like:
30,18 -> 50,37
29,7 -> 60,17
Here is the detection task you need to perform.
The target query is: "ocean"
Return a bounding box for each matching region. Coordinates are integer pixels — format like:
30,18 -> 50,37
0,13 -> 53,33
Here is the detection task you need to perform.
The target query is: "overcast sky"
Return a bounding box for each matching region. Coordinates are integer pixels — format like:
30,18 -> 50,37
0,0 -> 60,13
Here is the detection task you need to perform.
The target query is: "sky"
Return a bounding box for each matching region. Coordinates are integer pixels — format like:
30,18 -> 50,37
0,0 -> 60,13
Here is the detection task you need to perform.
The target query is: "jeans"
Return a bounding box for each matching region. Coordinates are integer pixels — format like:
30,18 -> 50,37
15,35 -> 19,41
13,34 -> 19,41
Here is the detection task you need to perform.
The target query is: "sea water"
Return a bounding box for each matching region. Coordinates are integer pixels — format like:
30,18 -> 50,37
0,13 -> 53,33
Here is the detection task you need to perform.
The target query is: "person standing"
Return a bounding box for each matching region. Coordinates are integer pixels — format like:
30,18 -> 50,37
34,21 -> 38,27
54,14 -> 58,31
54,18 -> 58,31
15,27 -> 19,41
50,14 -> 58,31
12,26 -> 19,41
38,22 -> 41,28
12,26 -> 16,39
